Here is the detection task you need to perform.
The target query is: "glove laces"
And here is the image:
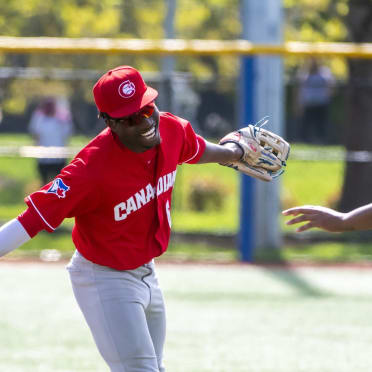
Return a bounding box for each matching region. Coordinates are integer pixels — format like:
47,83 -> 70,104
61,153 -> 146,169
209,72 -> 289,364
255,116 -> 269,129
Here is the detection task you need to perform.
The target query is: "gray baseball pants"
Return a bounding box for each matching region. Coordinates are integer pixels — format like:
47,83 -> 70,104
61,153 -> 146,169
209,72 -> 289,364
67,251 -> 166,372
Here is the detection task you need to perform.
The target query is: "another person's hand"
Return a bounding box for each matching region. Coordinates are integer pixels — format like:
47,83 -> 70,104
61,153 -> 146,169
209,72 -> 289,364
282,205 -> 346,233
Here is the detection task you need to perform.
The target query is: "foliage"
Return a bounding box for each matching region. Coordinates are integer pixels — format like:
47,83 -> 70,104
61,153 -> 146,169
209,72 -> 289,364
0,0 -> 355,114
0,0 -> 348,43
172,162 -> 239,233
283,0 -> 350,78
188,178 -> 226,211
0,0 -> 241,87
283,0 -> 349,42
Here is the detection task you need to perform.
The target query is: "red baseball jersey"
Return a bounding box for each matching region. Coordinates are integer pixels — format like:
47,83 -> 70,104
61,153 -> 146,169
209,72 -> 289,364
22,112 -> 206,269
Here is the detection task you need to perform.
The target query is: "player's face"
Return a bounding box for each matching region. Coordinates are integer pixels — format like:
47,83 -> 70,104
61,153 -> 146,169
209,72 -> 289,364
108,102 -> 161,152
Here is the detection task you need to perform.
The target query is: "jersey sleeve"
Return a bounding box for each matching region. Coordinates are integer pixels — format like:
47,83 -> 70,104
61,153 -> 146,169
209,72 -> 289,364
178,120 -> 206,165
25,156 -> 102,232
17,207 -> 45,237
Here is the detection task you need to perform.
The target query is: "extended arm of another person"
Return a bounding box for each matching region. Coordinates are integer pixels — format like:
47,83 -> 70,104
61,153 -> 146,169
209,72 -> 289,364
282,203 -> 372,233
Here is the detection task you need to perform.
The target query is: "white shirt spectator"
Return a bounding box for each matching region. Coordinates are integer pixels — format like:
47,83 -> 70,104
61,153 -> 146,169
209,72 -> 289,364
29,98 -> 73,164
298,63 -> 334,107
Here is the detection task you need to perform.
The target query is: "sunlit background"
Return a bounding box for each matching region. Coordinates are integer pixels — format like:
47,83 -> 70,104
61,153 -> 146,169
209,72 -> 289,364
1,1 -> 372,371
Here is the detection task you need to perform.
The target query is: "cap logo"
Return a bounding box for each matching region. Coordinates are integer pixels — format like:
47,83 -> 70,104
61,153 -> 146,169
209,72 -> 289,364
118,80 -> 136,98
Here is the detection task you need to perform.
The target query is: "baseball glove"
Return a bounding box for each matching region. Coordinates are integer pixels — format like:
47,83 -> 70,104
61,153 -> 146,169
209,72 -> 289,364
219,119 -> 290,182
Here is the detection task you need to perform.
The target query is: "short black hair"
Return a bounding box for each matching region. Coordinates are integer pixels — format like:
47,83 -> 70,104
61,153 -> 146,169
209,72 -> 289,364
98,112 -> 109,120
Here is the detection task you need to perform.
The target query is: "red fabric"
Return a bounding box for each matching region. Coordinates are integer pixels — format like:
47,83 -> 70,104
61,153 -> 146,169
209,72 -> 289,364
24,112 -> 205,270
17,207 -> 44,238
93,65 -> 158,118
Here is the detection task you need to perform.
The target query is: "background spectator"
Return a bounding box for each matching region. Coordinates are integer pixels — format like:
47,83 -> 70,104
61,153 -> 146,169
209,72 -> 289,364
29,97 -> 73,185
296,58 -> 334,144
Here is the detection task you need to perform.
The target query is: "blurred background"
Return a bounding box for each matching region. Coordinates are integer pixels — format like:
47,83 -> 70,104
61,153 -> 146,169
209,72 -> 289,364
0,0 -> 372,264
3,2 -> 372,372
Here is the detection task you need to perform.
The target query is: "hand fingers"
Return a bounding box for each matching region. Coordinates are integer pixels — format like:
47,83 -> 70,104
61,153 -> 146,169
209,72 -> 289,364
286,217 -> 316,232
282,209 -> 300,216
295,221 -> 315,232
285,215 -> 311,225
282,206 -> 319,216
282,205 -> 330,233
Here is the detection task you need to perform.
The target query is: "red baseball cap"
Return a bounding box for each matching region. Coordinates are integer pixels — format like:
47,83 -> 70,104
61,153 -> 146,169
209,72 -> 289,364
93,65 -> 158,118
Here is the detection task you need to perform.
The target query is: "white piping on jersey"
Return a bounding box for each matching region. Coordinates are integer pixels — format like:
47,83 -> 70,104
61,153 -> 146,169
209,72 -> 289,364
28,195 -> 56,231
114,169 -> 177,222
183,138 -> 200,164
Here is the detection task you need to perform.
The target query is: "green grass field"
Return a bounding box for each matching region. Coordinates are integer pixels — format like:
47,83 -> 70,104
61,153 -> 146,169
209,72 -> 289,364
1,262 -> 372,372
2,134 -> 371,264
0,134 -> 345,234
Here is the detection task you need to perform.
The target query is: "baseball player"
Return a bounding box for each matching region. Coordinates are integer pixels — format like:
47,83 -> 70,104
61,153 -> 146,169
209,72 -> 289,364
283,204 -> 372,232
0,65 -> 289,372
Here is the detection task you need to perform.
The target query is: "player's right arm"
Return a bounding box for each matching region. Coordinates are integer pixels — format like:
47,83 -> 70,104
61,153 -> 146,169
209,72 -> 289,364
0,206 -> 46,257
0,150 -> 102,258
0,219 -> 31,257
282,203 -> 372,232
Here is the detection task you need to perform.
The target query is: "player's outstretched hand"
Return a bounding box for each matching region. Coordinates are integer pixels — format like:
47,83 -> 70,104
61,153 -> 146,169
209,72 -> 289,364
282,205 -> 346,233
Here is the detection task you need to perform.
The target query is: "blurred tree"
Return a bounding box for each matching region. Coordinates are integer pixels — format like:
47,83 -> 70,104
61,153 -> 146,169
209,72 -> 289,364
338,0 -> 372,211
284,0 -> 348,41
0,0 -> 242,117
0,0 -> 352,83
283,0 -> 349,77
283,0 -> 372,211
0,0 -> 370,155
0,0 -> 166,121
176,0 -> 240,78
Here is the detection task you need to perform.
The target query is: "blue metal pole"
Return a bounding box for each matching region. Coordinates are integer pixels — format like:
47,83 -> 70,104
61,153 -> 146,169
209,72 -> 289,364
238,57 -> 256,262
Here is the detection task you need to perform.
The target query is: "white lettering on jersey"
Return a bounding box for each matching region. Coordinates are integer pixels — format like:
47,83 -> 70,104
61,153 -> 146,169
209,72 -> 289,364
114,202 -> 127,221
135,189 -> 147,208
157,177 -> 163,195
114,170 -> 177,222
166,200 -> 172,228
163,175 -> 169,192
126,196 -> 138,215
172,170 -> 177,184
166,173 -> 173,191
145,183 -> 155,202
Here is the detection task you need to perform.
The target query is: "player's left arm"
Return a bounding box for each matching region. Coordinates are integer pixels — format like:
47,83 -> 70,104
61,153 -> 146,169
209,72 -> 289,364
196,121 -> 290,182
197,140 -> 243,164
